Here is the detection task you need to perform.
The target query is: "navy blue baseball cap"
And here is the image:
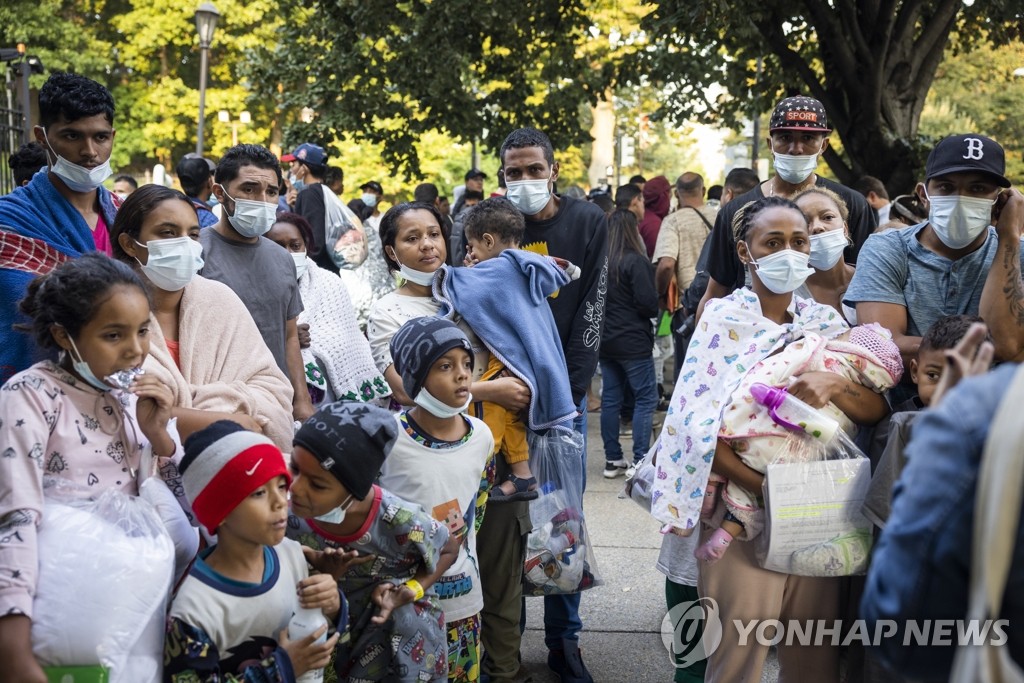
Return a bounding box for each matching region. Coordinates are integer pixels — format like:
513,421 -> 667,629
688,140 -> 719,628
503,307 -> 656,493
281,142 -> 327,166
925,134 -> 1010,188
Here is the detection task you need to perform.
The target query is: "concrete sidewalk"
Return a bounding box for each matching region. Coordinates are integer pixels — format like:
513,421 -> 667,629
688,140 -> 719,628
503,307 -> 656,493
516,411 -> 780,682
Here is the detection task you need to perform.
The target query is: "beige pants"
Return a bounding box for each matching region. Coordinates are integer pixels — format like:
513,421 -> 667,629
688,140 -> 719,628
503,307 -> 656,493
697,526 -> 842,683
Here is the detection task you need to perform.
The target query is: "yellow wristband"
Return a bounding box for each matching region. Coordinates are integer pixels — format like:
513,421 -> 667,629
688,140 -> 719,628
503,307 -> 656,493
403,579 -> 425,601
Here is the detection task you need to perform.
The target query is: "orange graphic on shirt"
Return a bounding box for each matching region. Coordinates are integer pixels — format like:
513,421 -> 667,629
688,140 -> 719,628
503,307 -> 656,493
433,499 -> 466,539
520,241 -> 560,299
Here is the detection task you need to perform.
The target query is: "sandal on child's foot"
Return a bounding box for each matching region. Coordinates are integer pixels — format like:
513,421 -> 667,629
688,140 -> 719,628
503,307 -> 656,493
489,475 -> 539,503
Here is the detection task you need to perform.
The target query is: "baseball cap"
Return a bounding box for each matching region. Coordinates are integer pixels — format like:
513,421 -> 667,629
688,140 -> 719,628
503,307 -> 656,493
281,142 -> 327,166
769,96 -> 831,134
360,180 -> 384,194
176,155 -> 212,190
465,168 -> 488,181
925,134 -> 1010,188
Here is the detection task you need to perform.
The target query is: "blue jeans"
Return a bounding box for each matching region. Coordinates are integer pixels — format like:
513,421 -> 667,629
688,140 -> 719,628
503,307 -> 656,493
599,357 -> 658,464
542,396 -> 588,648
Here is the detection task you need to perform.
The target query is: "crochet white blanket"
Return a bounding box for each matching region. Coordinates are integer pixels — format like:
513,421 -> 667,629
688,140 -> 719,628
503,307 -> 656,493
297,258 -> 391,405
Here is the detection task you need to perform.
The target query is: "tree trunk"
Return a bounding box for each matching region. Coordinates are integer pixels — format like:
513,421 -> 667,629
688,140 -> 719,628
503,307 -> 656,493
588,92 -> 615,190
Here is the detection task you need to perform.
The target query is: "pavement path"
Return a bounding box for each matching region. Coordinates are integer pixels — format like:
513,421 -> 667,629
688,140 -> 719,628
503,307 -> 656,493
516,410 -> 781,683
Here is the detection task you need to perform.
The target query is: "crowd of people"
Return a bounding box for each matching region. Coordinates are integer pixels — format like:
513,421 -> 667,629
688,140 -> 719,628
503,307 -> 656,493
0,71 -> 1022,683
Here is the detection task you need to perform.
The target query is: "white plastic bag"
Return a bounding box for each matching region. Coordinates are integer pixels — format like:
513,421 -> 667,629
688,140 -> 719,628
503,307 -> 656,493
32,479 -> 175,683
523,429 -> 602,595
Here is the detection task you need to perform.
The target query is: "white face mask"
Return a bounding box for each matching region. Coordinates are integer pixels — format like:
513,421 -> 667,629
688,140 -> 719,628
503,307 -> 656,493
748,249 -> 815,294
361,193 -> 378,208
506,174 -> 553,215
291,251 -> 308,280
414,387 -> 472,418
42,131 -> 112,193
135,236 -> 204,292
773,149 -> 821,185
391,253 -> 437,287
314,494 -> 355,524
808,230 -> 848,270
222,188 -> 277,238
925,191 -> 995,249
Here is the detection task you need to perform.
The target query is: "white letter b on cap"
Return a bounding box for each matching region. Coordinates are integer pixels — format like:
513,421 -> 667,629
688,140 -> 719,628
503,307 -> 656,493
963,138 -> 984,160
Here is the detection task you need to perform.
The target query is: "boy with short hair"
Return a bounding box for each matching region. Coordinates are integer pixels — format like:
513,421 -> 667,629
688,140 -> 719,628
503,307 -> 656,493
863,314 -> 993,529
382,317 -> 495,682
164,421 -> 343,682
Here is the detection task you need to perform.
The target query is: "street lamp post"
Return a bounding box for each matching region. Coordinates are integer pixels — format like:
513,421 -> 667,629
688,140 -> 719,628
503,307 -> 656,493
219,109 -> 251,146
194,2 -> 220,156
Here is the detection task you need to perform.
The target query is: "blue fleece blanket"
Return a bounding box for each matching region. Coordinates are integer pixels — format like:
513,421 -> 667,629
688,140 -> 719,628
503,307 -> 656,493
434,250 -> 577,431
0,169 -> 114,383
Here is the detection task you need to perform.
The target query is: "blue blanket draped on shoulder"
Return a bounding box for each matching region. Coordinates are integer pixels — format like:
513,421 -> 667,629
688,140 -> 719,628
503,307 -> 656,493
433,249 -> 578,431
649,287 -> 849,533
0,169 -> 110,384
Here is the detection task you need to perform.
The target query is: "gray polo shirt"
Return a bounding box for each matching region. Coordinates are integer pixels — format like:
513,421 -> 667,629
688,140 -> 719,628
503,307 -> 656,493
199,228 -> 303,378
844,223 -> 1024,337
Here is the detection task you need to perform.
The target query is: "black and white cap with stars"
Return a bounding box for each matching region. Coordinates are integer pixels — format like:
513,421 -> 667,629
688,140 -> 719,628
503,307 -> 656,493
769,96 -> 831,134
292,400 -> 399,500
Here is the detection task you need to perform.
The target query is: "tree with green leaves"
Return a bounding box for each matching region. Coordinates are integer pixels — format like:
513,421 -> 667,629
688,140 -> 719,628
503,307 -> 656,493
245,0 -> 616,178
638,0 -> 1022,193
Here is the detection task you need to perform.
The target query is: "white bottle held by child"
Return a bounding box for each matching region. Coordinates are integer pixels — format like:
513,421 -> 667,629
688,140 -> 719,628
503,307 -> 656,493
288,604 -> 328,683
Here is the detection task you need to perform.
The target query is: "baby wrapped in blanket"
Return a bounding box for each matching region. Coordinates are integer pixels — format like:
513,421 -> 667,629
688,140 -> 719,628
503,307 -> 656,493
694,323 -> 902,563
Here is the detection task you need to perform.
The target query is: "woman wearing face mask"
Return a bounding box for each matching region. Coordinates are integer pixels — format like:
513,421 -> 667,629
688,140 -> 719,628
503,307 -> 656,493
649,196 -> 891,683
110,185 -> 294,451
266,212 -> 390,408
367,202 -> 531,414
793,187 -> 858,323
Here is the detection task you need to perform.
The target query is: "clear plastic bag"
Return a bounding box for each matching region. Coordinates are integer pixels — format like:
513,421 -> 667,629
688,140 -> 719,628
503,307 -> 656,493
756,428 -> 873,577
523,429 -> 602,595
32,478 -> 175,683
621,453 -> 655,513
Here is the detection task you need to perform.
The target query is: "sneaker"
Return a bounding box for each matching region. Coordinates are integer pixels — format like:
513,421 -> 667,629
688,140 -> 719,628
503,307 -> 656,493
603,459 -> 629,478
619,420 -> 632,436
625,463 -> 638,480
547,639 -> 594,683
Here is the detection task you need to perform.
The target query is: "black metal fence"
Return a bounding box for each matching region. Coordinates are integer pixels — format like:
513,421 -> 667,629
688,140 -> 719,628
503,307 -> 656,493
0,101 -> 23,196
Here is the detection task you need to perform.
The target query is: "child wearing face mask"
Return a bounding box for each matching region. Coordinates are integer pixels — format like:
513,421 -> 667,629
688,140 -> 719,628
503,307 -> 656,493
287,401 -> 459,682
0,254 -> 197,682
380,317 -> 495,683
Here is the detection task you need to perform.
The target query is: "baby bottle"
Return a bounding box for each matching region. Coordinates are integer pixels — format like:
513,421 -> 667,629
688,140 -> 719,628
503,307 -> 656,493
750,383 -> 840,444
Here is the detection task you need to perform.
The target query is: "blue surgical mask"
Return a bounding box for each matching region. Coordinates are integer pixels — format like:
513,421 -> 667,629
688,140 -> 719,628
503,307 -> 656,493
221,188 -> 277,238
414,387 -> 472,418
361,193 -> 378,208
395,257 -> 437,287
506,174 -> 553,215
748,249 -> 815,294
314,494 -> 355,524
925,190 -> 995,249
66,336 -> 113,392
42,131 -> 112,193
807,230 -> 848,270
773,149 -> 822,185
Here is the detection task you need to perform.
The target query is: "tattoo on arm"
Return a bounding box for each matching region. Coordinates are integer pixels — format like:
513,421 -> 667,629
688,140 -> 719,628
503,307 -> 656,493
1001,242 -> 1024,326
841,384 -> 863,398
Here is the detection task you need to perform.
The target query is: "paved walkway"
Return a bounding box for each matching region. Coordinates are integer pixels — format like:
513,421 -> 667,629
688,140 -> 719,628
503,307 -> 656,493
516,410 -> 780,682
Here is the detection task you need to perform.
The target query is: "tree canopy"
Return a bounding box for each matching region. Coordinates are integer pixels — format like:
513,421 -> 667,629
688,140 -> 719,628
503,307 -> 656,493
637,0 -> 1023,192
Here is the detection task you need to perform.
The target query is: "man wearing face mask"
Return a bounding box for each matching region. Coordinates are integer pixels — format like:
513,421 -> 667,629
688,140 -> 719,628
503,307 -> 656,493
846,134 -> 1024,383
697,96 -> 877,319
477,127 -> 607,683
199,144 -> 315,422
0,72 -> 121,385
